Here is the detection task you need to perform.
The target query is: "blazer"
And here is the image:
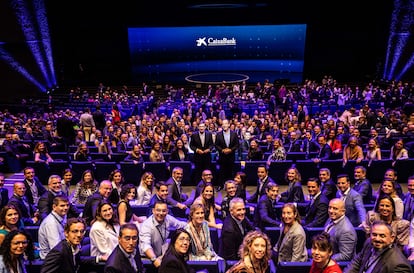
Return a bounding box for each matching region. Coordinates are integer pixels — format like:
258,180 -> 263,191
214,130 -> 239,163
247,176 -> 275,204
336,189 -> 366,226
275,221 -> 308,262
37,191 -> 80,222
353,178 -> 373,204
166,178 -> 191,207
104,245 -> 144,273
8,194 -> 36,225
23,177 -> 47,205
83,192 -> 105,226
327,215 -> 357,261
316,143 -> 332,160
254,194 -> 280,229
219,215 -> 255,260
303,193 -> 329,227
190,131 -> 214,162
41,239 -> 97,273
321,179 -> 337,201
159,251 -> 195,273
343,239 -> 412,273
0,188 -> 9,209
279,181 -> 305,203
90,220 -> 120,257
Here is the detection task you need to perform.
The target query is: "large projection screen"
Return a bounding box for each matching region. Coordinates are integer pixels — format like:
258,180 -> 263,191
128,25 -> 306,85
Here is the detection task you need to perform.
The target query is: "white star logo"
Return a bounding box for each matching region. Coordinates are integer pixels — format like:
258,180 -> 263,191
196,37 -> 207,47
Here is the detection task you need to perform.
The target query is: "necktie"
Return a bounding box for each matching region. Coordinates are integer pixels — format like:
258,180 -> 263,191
309,195 -> 314,206
325,220 -> 335,233
128,255 -> 137,271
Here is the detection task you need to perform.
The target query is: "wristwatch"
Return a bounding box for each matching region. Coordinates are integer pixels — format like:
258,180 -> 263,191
150,257 -> 157,263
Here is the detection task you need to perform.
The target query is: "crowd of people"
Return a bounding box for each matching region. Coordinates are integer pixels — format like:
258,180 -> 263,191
0,75 -> 413,272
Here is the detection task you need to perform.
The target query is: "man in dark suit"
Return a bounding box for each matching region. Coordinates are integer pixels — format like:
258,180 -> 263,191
214,119 -> 239,189
0,173 -> 9,210
8,182 -> 39,225
344,220 -> 412,273
166,166 -> 191,208
312,135 -> 332,164
253,181 -> 281,229
104,223 -> 144,273
219,198 -> 254,260
83,180 -> 112,225
285,131 -> 302,152
22,166 -> 47,206
56,109 -> 77,152
302,177 -> 329,227
41,217 -> 106,273
319,168 -> 337,201
92,104 -> 106,132
247,165 -> 275,204
352,165 -> 373,204
37,174 -> 80,222
190,122 -> 214,183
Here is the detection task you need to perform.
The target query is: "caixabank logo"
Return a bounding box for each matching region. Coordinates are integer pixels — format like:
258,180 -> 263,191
196,37 -> 237,47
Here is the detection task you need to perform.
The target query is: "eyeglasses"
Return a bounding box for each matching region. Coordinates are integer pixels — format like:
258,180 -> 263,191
122,236 -> 138,241
69,229 -> 86,235
11,240 -> 28,246
177,237 -> 191,242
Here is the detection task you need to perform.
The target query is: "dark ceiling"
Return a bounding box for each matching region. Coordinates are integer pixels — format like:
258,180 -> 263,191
0,0 -> 394,100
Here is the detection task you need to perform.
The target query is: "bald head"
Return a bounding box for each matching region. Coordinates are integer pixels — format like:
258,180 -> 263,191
328,198 -> 346,220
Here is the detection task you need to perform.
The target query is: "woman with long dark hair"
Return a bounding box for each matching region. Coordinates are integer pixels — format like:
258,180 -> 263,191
159,228 -> 194,273
0,229 -> 34,272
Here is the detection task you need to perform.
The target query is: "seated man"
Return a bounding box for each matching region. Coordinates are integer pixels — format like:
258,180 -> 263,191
8,182 -> 39,225
253,181 -> 281,230
302,177 -> 329,227
37,174 -> 79,222
38,195 -> 70,259
83,180 -> 112,226
336,174 -> 366,226
352,165 -> 373,204
324,198 -> 357,261
139,201 -> 187,268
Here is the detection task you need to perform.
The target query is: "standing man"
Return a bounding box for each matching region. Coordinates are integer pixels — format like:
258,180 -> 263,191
41,217 -> 106,273
302,177 -> 329,227
56,109 -> 77,152
93,104 -> 106,133
344,220 -> 412,273
219,197 -> 254,260
104,223 -> 144,273
38,195 -> 70,259
190,122 -> 214,183
336,174 -> 366,226
79,107 -> 95,142
215,119 -> 239,190
325,198 -> 357,261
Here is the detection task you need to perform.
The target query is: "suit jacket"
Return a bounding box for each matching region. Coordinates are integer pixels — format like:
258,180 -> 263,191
279,181 -> 305,203
190,131 -> 214,163
83,192 -> 104,225
247,176 -> 275,204
275,221 -> 308,262
302,193 -> 329,227
327,215 -> 357,261
23,177 -> 47,205
336,189 -> 366,226
316,143 -> 332,160
215,130 -> 239,163
40,239 -> 97,273
37,191 -> 80,221
104,245 -> 144,273
219,215 -> 255,260
8,194 -> 36,225
159,251 -> 195,273
166,177 -> 191,206
321,179 -> 337,201
254,195 -> 280,229
0,188 -> 9,209
343,239 -> 412,273
353,178 -> 373,204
